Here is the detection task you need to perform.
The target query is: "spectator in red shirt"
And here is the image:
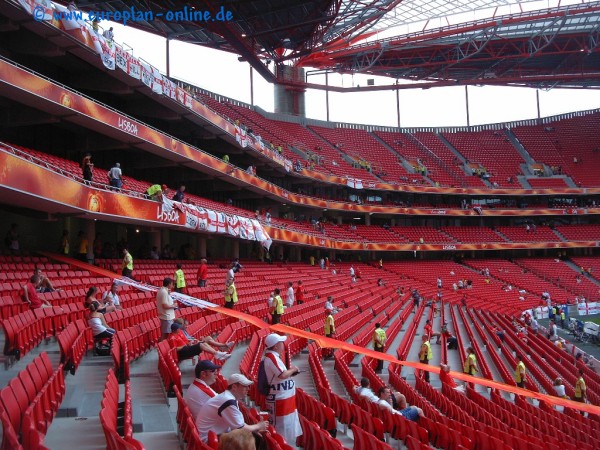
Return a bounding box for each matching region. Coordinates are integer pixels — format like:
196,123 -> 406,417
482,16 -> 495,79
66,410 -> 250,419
197,258 -> 208,287
439,364 -> 465,392
21,275 -> 51,309
424,320 -> 442,344
295,280 -> 304,305
168,322 -> 232,362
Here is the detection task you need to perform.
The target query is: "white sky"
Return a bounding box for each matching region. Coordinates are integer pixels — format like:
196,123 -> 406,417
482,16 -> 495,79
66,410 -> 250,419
110,21 -> 600,128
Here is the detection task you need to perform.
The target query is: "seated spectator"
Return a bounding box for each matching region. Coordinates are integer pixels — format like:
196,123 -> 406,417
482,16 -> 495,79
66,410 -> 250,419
440,321 -> 450,338
324,296 -> 341,314
394,392 -> 424,421
446,332 -> 458,350
185,359 -> 221,420
101,282 -> 123,311
377,278 -> 386,287
377,387 -> 424,421
21,275 -> 51,309
353,377 -> 379,403
439,364 -> 465,393
84,286 -> 115,313
553,377 -> 567,399
34,267 -> 56,293
196,373 -> 268,442
88,301 -> 115,342
574,352 -> 595,371
424,320 -> 442,344
491,324 -> 505,342
168,322 -> 231,362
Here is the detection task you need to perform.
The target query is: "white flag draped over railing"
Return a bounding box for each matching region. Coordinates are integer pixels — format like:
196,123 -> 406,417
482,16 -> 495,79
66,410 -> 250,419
347,177 -> 364,189
235,125 -> 248,148
165,197 -> 272,249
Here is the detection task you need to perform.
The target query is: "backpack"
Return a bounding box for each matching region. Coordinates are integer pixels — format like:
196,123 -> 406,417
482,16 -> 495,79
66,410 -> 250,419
94,339 -> 111,356
257,360 -> 270,396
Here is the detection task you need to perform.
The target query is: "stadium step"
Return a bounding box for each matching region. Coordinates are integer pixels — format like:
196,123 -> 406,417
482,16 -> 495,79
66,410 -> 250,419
291,352 -> 318,397
45,351 -> 113,449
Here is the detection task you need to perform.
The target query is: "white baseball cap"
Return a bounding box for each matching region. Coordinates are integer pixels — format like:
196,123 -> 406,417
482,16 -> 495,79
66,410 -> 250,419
265,333 -> 287,348
227,373 -> 253,386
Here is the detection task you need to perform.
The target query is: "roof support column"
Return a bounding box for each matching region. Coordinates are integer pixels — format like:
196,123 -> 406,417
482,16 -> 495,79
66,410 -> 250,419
166,38 -> 170,78
250,66 -> 254,106
396,80 -> 401,127
326,72 -> 330,122
465,86 -> 470,127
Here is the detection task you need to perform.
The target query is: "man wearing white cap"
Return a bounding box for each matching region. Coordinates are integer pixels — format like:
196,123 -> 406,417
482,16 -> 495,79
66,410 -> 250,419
262,333 -> 302,447
196,373 -> 267,442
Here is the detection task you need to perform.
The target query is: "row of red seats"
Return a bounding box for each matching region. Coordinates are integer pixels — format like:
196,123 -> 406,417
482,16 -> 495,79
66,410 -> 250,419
456,306 -> 494,380
487,388 -> 598,448
299,414 -> 347,450
366,356 -> 487,450
296,388 -> 337,437
0,352 -> 65,449
100,368 -> 145,450
490,311 -> 600,407
396,303 -> 425,360
415,375 -> 558,450
1,307 -> 64,365
359,358 -> 434,447
156,313 -> 239,397
472,320 -> 513,384
173,385 -> 212,450
116,318 -> 162,382
352,309 -> 388,348
57,319 -> 92,374
157,340 -> 181,396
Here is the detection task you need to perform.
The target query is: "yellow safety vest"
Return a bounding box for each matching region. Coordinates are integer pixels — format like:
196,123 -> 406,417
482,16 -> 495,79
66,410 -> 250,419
79,238 -> 88,254
61,238 -> 69,255
123,253 -> 133,270
225,284 -> 238,304
273,295 -> 284,314
420,341 -> 432,361
373,328 -> 387,349
325,315 -> 335,335
515,361 -> 526,383
175,269 -> 186,288
575,377 -> 586,398
464,354 -> 477,374
146,184 -> 162,196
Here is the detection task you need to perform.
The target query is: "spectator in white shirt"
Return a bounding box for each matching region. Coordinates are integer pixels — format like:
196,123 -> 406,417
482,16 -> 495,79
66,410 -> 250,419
101,282 -> 122,310
107,163 -> 122,190
185,360 -> 220,420
354,377 -> 378,403
553,377 -> 567,398
285,281 -> 294,308
196,373 -> 267,442
324,296 -> 341,314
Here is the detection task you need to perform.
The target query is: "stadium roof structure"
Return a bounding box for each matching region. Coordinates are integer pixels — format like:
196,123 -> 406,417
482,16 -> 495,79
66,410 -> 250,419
76,0 -> 600,89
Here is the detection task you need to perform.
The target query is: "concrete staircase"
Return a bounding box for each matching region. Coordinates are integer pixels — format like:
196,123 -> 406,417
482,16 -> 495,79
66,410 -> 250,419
435,132 -> 494,186
505,128 -> 534,164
